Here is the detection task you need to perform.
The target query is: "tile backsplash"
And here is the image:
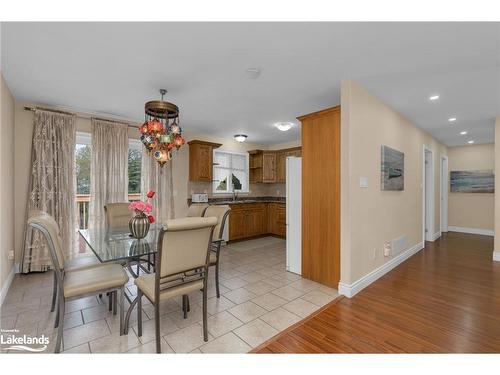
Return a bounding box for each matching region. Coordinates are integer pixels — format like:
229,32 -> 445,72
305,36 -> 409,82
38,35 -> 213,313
188,181 -> 286,198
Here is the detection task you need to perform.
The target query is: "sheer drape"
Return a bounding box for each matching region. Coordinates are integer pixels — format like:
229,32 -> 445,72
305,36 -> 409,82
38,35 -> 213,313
141,148 -> 175,223
89,119 -> 129,228
21,110 -> 76,273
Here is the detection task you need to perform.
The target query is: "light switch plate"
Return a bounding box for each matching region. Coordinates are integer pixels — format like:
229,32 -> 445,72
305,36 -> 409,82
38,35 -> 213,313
360,177 -> 368,188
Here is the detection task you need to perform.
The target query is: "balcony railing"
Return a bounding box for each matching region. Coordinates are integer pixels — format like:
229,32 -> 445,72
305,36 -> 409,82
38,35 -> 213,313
77,193 -> 141,229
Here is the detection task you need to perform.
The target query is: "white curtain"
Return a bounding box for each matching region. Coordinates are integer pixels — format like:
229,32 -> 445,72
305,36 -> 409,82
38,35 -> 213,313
141,148 -> 175,223
21,110 -> 76,273
89,118 -> 129,228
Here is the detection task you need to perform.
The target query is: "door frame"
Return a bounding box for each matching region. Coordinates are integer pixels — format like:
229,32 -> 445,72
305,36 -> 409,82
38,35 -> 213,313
422,145 -> 435,242
440,155 -> 449,233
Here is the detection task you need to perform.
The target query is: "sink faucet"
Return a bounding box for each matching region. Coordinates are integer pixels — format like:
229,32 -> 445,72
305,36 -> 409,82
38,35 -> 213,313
232,191 -> 239,202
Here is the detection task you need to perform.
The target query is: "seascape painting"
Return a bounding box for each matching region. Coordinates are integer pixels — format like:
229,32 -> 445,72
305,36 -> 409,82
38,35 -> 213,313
450,170 -> 494,193
381,145 -> 404,191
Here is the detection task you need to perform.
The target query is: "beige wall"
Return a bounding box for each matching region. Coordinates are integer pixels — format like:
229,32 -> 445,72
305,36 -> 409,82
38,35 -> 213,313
447,144 -> 494,231
495,117 -> 500,257
12,102 -> 295,263
340,81 -> 447,284
1,73 -> 15,293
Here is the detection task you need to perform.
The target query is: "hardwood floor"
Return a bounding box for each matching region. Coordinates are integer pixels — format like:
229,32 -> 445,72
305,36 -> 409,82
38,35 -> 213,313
253,232 -> 500,353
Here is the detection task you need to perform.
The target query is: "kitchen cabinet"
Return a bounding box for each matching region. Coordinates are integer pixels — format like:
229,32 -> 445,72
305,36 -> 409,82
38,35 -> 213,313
262,153 -> 276,182
299,106 -> 340,288
251,147 -> 301,183
228,202 -> 285,241
268,203 -> 286,236
188,140 -> 222,182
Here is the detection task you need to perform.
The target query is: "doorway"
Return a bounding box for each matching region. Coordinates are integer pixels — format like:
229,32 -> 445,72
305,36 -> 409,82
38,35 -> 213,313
440,156 -> 449,233
423,146 -> 435,242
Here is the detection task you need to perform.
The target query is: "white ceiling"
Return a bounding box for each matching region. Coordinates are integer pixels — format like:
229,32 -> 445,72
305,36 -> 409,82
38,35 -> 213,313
1,22 -> 499,146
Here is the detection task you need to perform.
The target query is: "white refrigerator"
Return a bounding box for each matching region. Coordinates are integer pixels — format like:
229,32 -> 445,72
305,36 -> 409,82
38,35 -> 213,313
286,156 -> 301,275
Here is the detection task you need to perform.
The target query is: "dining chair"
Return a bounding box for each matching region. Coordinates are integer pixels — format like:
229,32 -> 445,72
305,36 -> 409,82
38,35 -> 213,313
28,210 -> 103,314
203,205 -> 231,298
28,211 -> 129,353
187,203 -> 209,217
104,202 -> 133,229
133,216 -> 217,353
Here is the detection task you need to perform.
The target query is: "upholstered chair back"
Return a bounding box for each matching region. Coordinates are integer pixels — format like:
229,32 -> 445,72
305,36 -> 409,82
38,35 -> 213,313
27,211 -> 65,269
158,217 -> 217,278
203,205 -> 231,241
186,203 -> 209,217
104,203 -> 133,229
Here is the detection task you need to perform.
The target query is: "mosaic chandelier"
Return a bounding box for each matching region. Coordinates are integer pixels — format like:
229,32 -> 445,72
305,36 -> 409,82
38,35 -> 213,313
139,89 -> 185,166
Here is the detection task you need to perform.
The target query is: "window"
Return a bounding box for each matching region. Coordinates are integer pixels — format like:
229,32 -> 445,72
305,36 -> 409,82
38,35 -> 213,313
128,139 -> 142,196
213,150 -> 249,193
75,132 -> 143,229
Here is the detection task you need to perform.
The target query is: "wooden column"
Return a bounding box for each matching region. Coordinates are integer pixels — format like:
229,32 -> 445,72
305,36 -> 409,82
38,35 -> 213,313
298,106 -> 341,287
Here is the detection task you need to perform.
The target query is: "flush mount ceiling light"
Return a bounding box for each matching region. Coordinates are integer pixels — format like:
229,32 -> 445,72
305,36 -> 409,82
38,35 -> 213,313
460,131 -> 468,135
234,134 -> 248,143
275,122 -> 294,132
245,68 -> 261,79
468,140 -> 475,144
448,117 -> 457,122
429,95 -> 440,101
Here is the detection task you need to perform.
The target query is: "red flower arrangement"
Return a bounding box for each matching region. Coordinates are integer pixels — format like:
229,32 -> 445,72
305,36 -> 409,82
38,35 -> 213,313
129,190 -> 156,223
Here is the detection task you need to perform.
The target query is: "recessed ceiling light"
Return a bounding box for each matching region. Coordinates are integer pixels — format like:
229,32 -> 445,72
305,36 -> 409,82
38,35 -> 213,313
245,68 -> 261,79
274,122 -> 294,132
448,117 -> 457,122
234,134 -> 248,143
467,140 -> 474,144
429,95 -> 440,101
460,131 -> 468,135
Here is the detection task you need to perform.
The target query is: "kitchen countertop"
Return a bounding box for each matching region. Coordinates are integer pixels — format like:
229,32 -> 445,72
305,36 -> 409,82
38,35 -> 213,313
188,196 -> 285,205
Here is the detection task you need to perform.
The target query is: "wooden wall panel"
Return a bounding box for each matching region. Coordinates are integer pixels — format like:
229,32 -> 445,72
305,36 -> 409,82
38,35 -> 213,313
298,106 -> 340,287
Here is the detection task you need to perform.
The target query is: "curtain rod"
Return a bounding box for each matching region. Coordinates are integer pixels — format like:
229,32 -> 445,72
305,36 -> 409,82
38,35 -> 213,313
23,106 -> 140,128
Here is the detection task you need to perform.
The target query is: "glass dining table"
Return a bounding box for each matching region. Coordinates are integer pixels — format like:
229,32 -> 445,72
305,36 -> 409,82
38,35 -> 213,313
78,224 -> 160,279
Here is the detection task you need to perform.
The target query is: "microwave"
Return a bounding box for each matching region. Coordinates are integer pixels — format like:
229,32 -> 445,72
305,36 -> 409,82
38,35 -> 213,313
191,193 -> 209,203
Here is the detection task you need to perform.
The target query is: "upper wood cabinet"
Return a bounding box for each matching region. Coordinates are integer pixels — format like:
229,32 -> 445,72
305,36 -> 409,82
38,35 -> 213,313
299,106 -> 340,288
188,140 -> 222,182
250,147 -> 301,183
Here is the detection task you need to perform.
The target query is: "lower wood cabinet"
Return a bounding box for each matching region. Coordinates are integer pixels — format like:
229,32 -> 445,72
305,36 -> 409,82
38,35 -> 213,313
228,202 -> 286,241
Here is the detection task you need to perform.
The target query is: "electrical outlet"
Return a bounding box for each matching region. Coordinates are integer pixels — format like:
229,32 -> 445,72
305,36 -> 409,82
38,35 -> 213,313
8,250 -> 15,260
372,248 -> 377,259
384,242 -> 391,257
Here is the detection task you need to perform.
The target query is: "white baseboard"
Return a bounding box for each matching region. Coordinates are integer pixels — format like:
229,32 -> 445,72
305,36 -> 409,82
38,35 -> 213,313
429,231 -> 441,241
493,251 -> 500,262
338,241 -> 424,298
0,266 -> 15,306
15,262 -> 20,273
448,226 -> 494,236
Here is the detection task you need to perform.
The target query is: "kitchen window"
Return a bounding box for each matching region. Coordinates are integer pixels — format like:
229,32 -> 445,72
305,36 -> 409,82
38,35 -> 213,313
213,150 -> 249,193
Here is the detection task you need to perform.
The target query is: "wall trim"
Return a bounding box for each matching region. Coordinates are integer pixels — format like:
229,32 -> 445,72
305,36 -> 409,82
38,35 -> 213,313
448,226 -> 494,236
432,231 -> 441,241
338,241 -> 424,298
493,251 -> 500,262
0,267 -> 16,306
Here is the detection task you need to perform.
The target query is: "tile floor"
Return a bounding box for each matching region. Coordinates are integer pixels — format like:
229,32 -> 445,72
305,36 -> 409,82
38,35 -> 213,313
0,237 -> 339,354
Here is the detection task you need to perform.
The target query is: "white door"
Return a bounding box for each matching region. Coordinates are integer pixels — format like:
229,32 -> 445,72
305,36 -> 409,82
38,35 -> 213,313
441,156 -> 448,232
286,157 -> 301,275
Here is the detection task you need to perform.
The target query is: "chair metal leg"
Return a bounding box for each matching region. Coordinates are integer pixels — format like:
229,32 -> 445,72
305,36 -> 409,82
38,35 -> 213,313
215,261 -> 221,298
51,272 -> 57,312
202,286 -> 208,342
137,290 -> 142,337
182,295 -> 188,319
119,287 -> 125,336
108,292 -> 113,311
155,302 -> 161,353
54,298 -> 60,328
55,296 -> 65,353
113,291 -> 117,315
